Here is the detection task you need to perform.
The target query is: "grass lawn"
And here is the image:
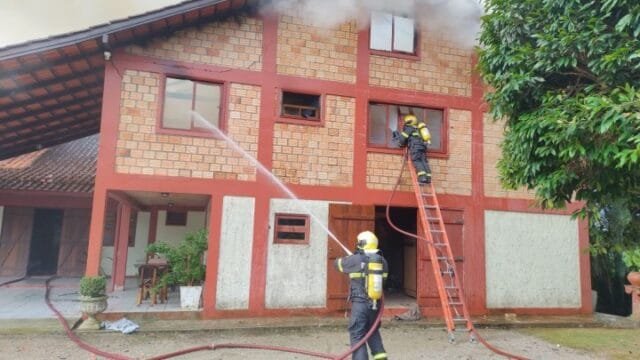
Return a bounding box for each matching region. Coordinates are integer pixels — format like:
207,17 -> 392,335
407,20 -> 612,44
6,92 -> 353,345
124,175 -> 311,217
520,328 -> 640,360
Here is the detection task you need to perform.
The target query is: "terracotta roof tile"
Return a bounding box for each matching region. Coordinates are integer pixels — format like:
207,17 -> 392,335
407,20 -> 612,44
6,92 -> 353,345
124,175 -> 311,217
0,134 -> 97,193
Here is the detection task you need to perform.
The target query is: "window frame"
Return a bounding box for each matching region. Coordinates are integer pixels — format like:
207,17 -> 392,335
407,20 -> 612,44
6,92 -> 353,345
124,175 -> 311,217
369,11 -> 421,60
156,75 -> 227,138
277,89 -> 325,127
273,213 -> 311,245
366,102 -> 449,158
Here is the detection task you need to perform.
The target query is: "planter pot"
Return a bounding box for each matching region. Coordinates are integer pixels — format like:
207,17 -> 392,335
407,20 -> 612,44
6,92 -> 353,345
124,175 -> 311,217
628,271 -> 640,287
78,295 -> 108,330
180,286 -> 203,310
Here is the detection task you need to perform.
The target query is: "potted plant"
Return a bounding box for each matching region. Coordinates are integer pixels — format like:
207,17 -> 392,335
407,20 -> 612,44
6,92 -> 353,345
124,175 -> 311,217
622,248 -> 640,286
147,229 -> 208,309
78,275 -> 107,330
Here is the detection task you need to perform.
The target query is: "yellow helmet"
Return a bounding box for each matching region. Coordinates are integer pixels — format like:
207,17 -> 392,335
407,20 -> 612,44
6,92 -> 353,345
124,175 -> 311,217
403,114 -> 418,126
357,231 -> 379,252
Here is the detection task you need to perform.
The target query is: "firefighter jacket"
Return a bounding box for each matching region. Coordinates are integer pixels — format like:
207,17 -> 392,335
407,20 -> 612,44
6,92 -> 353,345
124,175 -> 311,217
334,250 -> 389,303
393,122 -> 431,149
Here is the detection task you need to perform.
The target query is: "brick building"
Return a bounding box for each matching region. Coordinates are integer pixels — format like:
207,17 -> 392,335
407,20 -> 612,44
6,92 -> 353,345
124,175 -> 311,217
0,0 -> 591,318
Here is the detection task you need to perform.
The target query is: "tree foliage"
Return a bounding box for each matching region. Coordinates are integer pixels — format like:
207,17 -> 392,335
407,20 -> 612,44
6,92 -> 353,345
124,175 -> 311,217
477,0 -> 640,255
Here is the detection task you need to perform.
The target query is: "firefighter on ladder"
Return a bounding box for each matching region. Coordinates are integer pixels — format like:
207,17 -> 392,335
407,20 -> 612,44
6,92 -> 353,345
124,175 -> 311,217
334,231 -> 389,360
393,114 -> 432,184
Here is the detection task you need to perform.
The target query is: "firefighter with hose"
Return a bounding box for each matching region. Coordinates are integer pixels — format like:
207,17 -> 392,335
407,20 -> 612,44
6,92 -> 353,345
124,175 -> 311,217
334,231 -> 389,360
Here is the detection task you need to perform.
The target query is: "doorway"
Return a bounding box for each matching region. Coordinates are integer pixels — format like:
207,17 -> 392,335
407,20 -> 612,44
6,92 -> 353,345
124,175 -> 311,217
375,206 -> 417,308
27,209 -> 63,275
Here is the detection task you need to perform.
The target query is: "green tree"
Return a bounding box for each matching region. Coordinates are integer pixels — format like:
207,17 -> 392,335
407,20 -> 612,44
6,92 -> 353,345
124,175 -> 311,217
477,0 -> 640,313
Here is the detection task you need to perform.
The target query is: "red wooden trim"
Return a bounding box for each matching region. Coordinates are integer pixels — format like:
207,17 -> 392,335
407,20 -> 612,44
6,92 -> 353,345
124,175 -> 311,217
108,190 -> 142,212
578,216 -> 592,314
352,29 -> 371,204
246,12 -> 278,313
86,61 -> 121,276
114,52 -> 264,87
466,55 -> 486,313
111,203 -> 131,291
0,190 -> 92,208
154,205 -> 207,212
369,86 -> 474,110
148,208 -> 158,245
202,194 -> 222,315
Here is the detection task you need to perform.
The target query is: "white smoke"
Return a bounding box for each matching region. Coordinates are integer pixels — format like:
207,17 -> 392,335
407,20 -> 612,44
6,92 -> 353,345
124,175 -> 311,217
261,0 -> 483,49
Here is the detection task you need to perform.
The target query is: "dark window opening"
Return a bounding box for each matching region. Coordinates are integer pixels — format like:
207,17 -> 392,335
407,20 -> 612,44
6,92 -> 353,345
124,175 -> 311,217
27,209 -> 63,276
281,92 -> 321,121
274,213 -> 310,244
166,211 -> 188,226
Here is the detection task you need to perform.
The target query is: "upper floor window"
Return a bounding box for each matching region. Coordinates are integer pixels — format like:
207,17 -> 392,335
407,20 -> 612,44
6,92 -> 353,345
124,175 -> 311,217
280,91 -> 322,124
368,103 -> 445,153
370,11 -> 416,54
162,77 -> 222,131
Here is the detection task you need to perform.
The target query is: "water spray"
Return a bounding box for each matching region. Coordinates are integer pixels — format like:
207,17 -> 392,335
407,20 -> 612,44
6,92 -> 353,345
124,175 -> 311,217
190,111 -> 352,256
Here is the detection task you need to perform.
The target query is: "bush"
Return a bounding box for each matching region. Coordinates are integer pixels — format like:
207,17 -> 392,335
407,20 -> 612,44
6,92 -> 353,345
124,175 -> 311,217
146,229 -> 208,287
622,248 -> 640,273
79,276 -> 107,297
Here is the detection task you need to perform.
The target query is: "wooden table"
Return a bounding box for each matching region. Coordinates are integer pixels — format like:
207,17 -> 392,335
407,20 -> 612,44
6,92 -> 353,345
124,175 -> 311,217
136,262 -> 169,305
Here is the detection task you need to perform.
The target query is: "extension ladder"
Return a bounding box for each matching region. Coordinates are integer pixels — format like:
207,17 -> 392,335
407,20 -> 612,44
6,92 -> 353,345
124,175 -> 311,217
407,162 -> 475,343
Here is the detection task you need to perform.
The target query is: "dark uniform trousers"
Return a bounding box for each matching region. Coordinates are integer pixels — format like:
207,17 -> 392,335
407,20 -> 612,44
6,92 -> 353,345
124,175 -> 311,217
349,300 -> 386,360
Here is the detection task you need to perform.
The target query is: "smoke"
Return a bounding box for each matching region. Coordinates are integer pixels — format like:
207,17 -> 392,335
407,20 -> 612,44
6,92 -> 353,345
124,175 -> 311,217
261,0 -> 483,49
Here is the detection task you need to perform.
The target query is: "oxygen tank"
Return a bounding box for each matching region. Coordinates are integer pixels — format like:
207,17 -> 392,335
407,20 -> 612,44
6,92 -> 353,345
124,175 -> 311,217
418,123 -> 431,144
366,252 -> 384,310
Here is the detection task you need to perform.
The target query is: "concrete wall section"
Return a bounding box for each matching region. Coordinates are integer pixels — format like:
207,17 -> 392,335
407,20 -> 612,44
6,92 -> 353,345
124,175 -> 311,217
265,198 -> 329,308
485,210 -> 581,308
216,196 -> 254,310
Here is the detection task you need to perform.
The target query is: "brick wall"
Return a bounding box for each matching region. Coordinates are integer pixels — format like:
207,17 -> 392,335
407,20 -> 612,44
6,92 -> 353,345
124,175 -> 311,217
367,109 -> 472,195
126,16 -> 263,71
115,70 -> 260,180
277,11 -> 357,83
483,114 -> 535,199
272,95 -> 354,186
369,30 -> 472,97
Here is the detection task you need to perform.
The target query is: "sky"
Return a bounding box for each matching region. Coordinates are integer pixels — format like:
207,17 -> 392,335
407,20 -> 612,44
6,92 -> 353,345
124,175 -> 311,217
0,0 -> 483,49
0,0 -> 184,47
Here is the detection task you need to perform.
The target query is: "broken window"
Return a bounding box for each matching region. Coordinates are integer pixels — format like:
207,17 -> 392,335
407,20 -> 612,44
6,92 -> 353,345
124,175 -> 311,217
370,11 -> 417,54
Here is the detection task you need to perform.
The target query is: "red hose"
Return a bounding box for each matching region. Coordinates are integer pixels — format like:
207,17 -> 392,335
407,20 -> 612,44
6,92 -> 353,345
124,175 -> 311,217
22,276 -> 385,360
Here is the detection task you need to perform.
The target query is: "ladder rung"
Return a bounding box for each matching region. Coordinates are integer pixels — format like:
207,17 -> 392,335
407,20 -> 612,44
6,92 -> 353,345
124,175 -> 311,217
430,230 -> 443,233
433,242 -> 446,247
448,302 -> 463,307
445,286 -> 458,290
424,205 -> 438,209
453,317 -> 468,323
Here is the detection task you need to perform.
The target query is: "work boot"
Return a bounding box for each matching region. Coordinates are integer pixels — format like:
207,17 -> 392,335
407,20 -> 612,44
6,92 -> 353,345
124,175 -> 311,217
418,174 -> 431,184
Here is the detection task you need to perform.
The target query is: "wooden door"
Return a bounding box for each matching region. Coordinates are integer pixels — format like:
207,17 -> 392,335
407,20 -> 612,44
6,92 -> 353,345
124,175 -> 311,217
417,208 -> 464,308
57,209 -> 91,276
326,204 -> 375,311
0,207 -> 34,276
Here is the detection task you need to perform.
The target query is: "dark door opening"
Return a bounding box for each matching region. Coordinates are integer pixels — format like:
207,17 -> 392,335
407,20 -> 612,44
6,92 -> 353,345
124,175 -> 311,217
27,209 -> 63,276
375,206 -> 417,307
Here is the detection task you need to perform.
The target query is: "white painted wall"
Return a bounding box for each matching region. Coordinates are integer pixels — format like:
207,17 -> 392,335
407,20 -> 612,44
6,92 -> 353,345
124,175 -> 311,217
156,210 -> 206,248
265,199 -> 329,309
485,210 -> 581,308
100,210 -> 206,277
216,196 -> 255,310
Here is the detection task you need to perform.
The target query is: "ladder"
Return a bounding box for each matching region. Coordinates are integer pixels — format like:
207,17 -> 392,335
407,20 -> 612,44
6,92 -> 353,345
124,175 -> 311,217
407,162 -> 475,343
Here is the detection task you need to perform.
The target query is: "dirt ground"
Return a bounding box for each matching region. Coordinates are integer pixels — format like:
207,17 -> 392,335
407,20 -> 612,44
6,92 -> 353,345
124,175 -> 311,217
0,326 -> 600,360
